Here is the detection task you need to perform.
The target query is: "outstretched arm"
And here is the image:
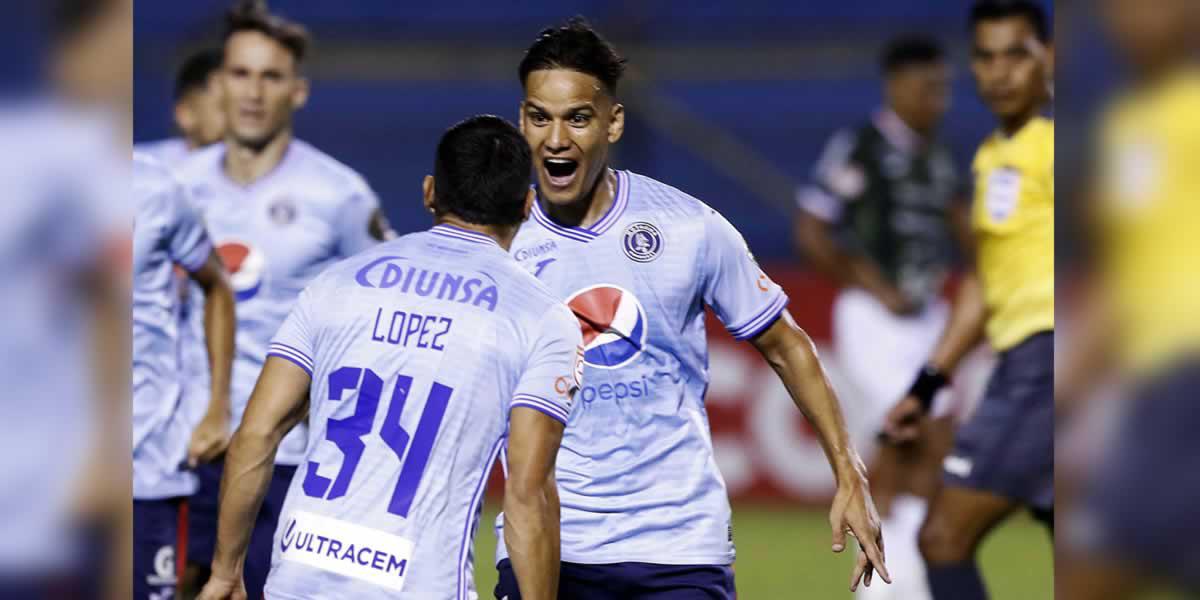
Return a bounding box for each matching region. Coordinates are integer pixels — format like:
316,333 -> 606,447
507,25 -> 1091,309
750,313 -> 890,591
503,406 -> 566,600
198,357 -> 311,600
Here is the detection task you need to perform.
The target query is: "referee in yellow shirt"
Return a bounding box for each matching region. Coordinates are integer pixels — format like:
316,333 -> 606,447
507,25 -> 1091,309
882,2 -> 1053,598
1059,0 -> 1200,597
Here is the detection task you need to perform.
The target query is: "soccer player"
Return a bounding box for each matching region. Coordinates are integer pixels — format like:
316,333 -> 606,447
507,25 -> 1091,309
1058,0 -> 1200,597
796,34 -> 968,600
494,18 -> 888,598
136,47 -> 227,165
881,2 -> 1054,598
174,3 -> 393,597
133,153 -> 236,600
196,115 -> 579,600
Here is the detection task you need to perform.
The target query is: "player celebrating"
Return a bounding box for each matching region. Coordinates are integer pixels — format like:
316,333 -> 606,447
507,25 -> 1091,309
1059,0 -> 1200,597
174,3 -> 393,597
197,115 -> 579,600
882,2 -> 1054,599
796,34 -> 968,600
137,47 -> 227,165
133,154 -> 235,600
494,18 -> 887,598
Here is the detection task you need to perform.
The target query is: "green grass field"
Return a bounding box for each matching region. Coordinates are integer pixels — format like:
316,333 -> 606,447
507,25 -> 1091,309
471,502 -> 1054,598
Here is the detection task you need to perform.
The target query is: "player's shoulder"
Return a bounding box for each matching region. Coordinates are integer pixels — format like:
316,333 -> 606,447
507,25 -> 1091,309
171,142 -> 225,181
133,138 -> 189,166
622,170 -> 712,220
132,152 -> 181,198
287,139 -> 374,198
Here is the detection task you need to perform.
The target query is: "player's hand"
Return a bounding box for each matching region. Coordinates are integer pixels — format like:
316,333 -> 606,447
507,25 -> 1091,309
196,573 -> 246,600
830,475 -> 889,591
187,406 -> 231,468
881,395 -> 925,444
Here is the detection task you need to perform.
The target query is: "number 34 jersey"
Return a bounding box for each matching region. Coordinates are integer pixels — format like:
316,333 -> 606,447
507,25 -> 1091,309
263,225 -> 581,600
497,170 -> 790,567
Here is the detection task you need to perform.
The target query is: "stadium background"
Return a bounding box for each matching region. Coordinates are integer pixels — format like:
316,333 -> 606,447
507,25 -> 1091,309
135,1 -> 1054,596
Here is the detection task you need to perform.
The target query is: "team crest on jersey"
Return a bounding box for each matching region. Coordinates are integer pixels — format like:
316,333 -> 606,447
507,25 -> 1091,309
566,284 -> 647,369
216,240 -> 266,301
622,222 -> 663,263
268,197 -> 298,225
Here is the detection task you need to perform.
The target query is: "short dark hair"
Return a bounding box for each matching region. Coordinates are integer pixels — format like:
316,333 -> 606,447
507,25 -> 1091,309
969,0 -> 1051,43
223,0 -> 310,63
46,0 -> 116,43
174,48 -> 224,101
433,115 -> 532,227
881,35 -> 945,75
519,17 -> 627,96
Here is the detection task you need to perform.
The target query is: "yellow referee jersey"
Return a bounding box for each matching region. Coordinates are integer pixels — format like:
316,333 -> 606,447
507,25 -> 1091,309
971,115 -> 1055,352
1098,69 -> 1200,374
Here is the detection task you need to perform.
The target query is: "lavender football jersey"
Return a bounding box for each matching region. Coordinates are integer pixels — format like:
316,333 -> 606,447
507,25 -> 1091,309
172,139 -> 386,465
262,225 -> 581,599
496,169 -> 789,566
132,153 -> 212,499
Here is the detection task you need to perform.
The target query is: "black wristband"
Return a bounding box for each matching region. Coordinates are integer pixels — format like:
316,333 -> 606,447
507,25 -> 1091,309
908,365 -> 949,413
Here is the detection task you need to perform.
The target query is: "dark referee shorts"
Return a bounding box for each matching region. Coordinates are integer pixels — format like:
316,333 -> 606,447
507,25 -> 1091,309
495,559 -> 735,599
1073,360 -> 1200,591
944,331 -> 1053,511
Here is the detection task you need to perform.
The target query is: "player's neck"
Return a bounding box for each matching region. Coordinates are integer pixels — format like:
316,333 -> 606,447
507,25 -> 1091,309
433,216 -> 516,250
997,103 -> 1044,138
224,129 -> 293,187
543,168 -> 616,230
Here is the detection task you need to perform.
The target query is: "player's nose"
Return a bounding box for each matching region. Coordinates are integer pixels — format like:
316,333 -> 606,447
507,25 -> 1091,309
546,121 -> 570,151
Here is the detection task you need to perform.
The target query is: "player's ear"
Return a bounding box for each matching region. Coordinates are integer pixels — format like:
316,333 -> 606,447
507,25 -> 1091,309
291,76 -> 311,110
174,102 -> 194,136
422,175 -> 436,214
607,101 -> 625,144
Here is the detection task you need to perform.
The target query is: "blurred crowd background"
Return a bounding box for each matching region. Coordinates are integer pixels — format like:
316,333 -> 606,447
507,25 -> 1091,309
3,0 -> 1200,597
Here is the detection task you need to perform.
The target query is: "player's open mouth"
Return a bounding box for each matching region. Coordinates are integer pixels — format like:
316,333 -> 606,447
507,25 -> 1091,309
543,158 -> 579,189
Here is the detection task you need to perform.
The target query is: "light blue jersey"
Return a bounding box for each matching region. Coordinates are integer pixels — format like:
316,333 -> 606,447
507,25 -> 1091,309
173,140 -> 386,465
134,137 -> 192,167
263,225 -> 582,599
497,169 -> 789,566
132,153 -> 213,500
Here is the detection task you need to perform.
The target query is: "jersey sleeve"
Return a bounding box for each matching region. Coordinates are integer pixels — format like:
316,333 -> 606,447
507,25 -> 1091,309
268,286 -> 317,377
335,181 -> 394,257
165,183 -> 213,273
796,128 -> 868,223
509,303 -> 584,426
702,209 -> 790,341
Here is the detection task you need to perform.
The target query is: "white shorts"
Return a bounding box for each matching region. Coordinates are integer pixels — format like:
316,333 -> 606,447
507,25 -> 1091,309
833,288 -> 949,431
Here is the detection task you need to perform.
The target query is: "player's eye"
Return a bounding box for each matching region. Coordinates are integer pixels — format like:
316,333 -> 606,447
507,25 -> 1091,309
569,114 -> 591,126
529,112 -> 549,125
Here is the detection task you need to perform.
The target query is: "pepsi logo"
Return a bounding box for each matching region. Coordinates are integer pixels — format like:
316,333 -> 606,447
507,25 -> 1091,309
216,240 -> 266,301
566,284 -> 647,369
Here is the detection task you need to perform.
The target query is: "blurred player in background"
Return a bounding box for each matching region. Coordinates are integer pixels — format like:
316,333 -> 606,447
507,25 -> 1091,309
198,115 -> 578,600
882,1 -> 1054,598
133,154 -> 235,600
1058,0 -> 1200,597
136,48 -> 227,166
0,0 -> 134,597
175,3 -> 393,597
795,34 -> 968,600
494,18 -> 887,598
